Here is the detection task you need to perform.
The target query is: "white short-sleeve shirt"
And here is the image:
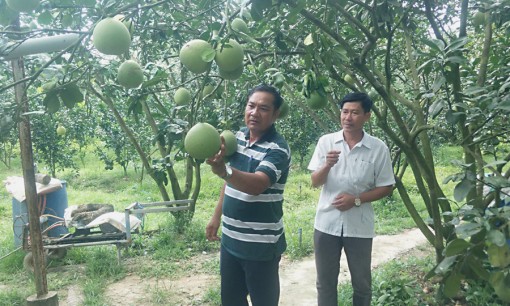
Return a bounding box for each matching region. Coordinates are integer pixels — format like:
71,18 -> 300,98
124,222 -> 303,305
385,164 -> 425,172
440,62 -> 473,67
308,130 -> 395,238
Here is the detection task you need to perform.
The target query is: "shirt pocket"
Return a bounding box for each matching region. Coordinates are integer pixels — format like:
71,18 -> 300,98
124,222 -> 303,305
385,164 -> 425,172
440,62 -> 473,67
357,159 -> 376,186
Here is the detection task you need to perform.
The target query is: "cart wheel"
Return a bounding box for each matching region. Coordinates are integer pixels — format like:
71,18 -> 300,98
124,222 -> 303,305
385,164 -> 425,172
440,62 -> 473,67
23,252 -> 48,273
48,248 -> 68,260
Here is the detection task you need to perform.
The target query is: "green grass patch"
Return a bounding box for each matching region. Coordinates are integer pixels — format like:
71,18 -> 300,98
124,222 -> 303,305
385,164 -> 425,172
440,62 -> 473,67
0,289 -> 27,306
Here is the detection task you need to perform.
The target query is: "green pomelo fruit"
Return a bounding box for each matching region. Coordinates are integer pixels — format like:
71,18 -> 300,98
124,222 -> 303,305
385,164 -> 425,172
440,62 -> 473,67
473,11 -> 486,27
278,101 -> 289,119
174,87 -> 192,106
56,125 -> 66,136
306,91 -> 328,110
215,39 -> 244,72
59,83 -> 83,108
491,271 -> 510,302
220,130 -> 237,157
344,74 -> 355,85
201,85 -> 215,99
114,14 -> 134,36
487,244 -> 510,268
231,18 -> 249,34
219,64 -> 244,81
41,80 -> 58,93
6,0 -> 39,12
93,18 -> 131,56
179,39 -> 214,74
185,123 -> 221,160
118,60 -> 144,89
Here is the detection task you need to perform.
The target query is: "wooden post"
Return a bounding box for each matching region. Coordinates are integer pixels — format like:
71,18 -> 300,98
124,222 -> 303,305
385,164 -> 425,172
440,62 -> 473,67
10,17 -> 57,305
12,55 -> 50,298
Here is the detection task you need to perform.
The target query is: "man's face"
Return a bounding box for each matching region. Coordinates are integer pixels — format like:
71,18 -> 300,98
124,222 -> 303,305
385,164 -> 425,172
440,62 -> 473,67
340,101 -> 371,133
244,91 -> 279,136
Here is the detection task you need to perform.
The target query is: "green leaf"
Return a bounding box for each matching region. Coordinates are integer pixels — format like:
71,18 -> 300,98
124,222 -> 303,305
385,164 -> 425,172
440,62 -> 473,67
454,177 -> 474,202
235,31 -> 261,45
455,222 -> 483,239
58,83 -> 83,108
428,100 -> 443,118
483,160 -> 508,168
445,36 -> 468,53
498,82 -> 510,94
445,110 -> 464,125
443,272 -> 462,298
466,254 -> 490,280
423,39 -> 444,52
0,4 -> 17,27
432,76 -> 445,92
142,70 -> 168,88
445,56 -> 466,65
496,98 -> 510,111
445,239 -> 471,256
61,14 -> 73,28
37,11 -> 53,25
43,93 -> 61,114
485,176 -> 510,188
487,230 -> 508,248
463,85 -> 486,96
201,48 -> 216,63
435,255 -> 458,274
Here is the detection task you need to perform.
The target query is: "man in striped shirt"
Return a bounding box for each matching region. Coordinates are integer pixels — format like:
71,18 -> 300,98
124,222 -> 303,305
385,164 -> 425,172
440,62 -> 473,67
206,84 -> 291,306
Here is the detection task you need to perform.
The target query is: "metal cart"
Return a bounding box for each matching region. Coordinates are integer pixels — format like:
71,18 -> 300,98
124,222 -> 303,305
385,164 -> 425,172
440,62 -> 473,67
21,199 -> 193,272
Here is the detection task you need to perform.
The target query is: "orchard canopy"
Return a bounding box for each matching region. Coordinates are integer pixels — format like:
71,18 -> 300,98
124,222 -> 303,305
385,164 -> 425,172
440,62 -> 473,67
1,0 -> 510,299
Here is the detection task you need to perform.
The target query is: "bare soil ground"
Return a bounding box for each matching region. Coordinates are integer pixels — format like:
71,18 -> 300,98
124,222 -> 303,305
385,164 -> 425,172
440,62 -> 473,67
57,227 -> 428,306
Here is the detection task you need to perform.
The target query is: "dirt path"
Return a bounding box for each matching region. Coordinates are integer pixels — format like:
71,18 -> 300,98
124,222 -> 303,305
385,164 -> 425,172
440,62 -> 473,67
59,228 -> 428,305
279,227 -> 428,306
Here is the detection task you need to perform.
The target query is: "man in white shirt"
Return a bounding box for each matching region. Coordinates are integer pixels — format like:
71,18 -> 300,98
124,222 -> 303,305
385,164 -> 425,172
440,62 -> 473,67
308,92 -> 395,306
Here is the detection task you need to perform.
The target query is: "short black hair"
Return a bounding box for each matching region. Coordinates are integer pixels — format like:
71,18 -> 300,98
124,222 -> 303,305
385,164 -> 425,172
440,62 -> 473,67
338,92 -> 373,113
248,84 -> 284,110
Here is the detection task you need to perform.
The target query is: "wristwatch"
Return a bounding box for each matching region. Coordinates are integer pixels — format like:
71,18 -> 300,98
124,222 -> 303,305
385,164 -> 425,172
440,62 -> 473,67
220,164 -> 233,180
354,197 -> 361,207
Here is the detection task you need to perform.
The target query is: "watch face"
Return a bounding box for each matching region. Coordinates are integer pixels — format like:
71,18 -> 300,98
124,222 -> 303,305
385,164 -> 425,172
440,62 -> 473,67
355,198 -> 361,206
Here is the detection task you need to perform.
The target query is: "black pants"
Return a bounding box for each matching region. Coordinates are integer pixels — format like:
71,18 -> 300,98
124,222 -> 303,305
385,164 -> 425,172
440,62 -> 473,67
314,229 -> 373,306
220,245 -> 281,306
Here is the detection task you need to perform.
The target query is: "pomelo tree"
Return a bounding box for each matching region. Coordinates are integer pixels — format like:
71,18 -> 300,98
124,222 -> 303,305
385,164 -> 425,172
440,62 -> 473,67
252,0 -> 510,301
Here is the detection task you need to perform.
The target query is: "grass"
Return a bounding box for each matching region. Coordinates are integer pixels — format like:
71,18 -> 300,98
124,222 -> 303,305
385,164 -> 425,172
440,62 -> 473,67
337,244 -> 505,306
0,145 -> 462,305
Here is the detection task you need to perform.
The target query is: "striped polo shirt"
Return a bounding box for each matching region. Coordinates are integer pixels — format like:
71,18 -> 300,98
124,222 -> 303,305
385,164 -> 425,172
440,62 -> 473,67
221,125 -> 291,261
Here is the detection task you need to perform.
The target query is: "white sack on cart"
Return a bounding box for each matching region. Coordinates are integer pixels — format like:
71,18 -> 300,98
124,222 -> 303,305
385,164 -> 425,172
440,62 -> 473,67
64,204 -> 114,228
85,212 -> 141,233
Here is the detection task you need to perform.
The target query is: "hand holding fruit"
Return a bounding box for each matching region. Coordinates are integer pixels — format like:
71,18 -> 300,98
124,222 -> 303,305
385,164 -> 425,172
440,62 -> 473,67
206,137 -> 227,177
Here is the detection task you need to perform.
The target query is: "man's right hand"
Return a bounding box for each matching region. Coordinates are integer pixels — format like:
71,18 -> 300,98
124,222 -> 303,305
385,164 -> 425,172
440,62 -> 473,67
325,150 -> 341,168
206,218 -> 221,241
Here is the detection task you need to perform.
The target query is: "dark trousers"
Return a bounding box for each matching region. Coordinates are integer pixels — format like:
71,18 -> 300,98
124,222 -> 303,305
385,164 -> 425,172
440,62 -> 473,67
314,229 -> 373,306
220,245 -> 281,306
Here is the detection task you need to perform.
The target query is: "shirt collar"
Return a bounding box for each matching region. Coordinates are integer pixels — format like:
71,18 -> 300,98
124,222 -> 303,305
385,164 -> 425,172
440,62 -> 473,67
336,129 -> 372,149
243,124 -> 277,145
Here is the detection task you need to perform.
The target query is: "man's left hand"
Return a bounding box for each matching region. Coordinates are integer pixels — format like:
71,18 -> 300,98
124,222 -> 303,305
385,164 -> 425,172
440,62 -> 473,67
331,193 -> 356,211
